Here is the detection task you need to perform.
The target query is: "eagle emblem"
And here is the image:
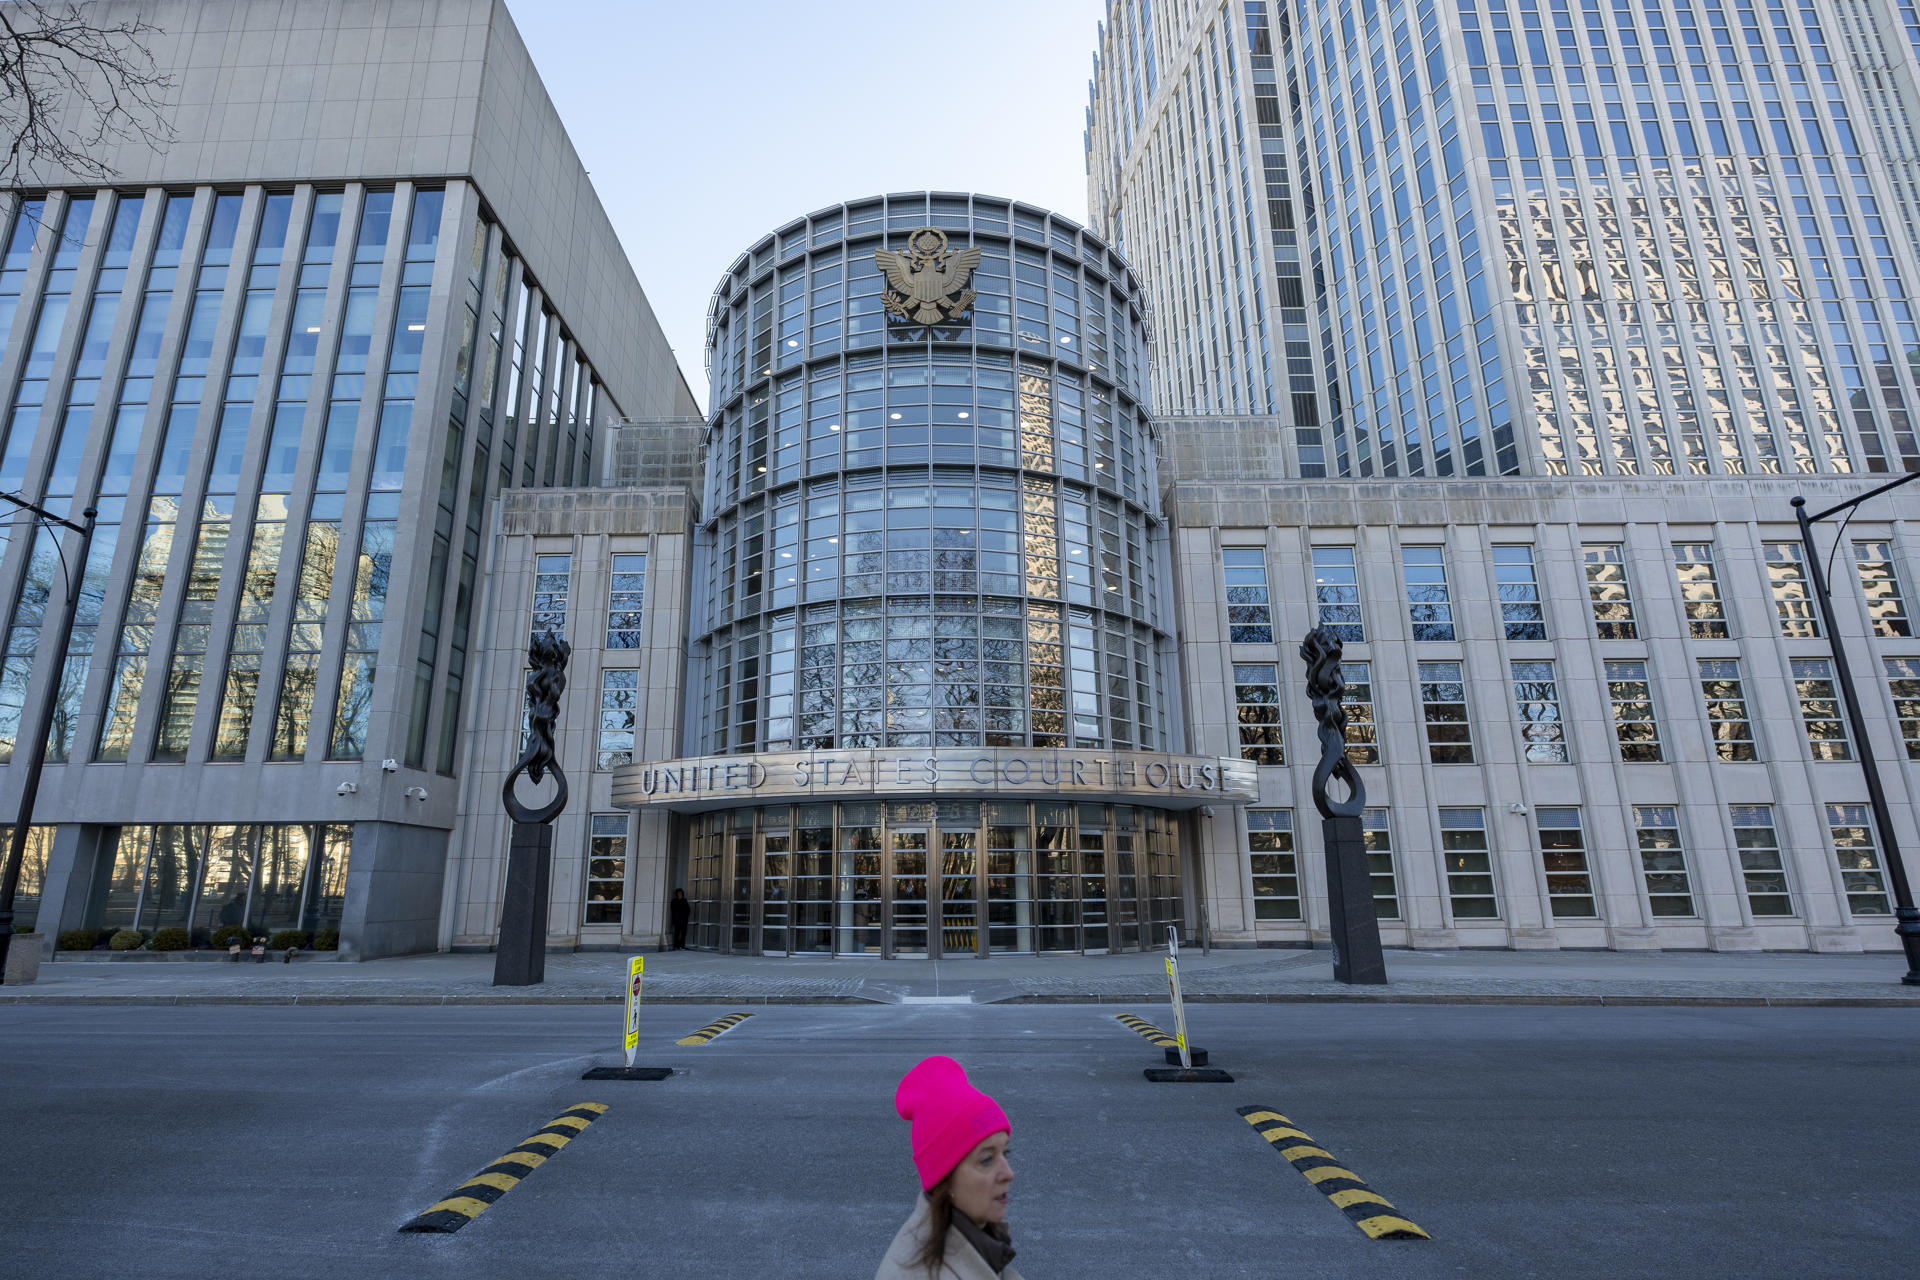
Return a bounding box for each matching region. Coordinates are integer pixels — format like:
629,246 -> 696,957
875,227 -> 982,326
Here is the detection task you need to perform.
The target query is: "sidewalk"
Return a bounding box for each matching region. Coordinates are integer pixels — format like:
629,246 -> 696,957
3,946 -> 1918,1007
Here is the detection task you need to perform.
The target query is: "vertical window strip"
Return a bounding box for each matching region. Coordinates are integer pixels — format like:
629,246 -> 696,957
584,813 -> 628,926
1762,540 -> 1819,637
598,668 -> 638,770
1697,657 -> 1757,760
1672,541 -> 1730,637
1311,545 -> 1364,642
1339,660 -> 1379,763
1537,806 -> 1596,918
1852,540 -> 1911,637
151,500 -> 232,761
329,501 -> 395,759
1440,807 -> 1498,919
605,553 -> 647,649
1401,545 -> 1456,639
1418,659 -> 1474,762
1232,662 -> 1284,764
1632,804 -> 1695,917
1603,658 -> 1662,762
1492,544 -> 1547,640
1729,804 -> 1795,917
1362,808 -> 1398,920
1221,546 -> 1273,643
531,552 -> 570,641
1826,802 -> 1891,915
272,503 -> 341,759
1511,658 -> 1568,762
1247,809 -> 1297,921
1582,542 -> 1637,638
212,494 -> 285,759
1790,657 -> 1851,761
1885,656 -> 1920,759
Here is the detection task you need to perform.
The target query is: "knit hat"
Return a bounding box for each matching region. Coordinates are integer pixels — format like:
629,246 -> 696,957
894,1055 -> 1011,1191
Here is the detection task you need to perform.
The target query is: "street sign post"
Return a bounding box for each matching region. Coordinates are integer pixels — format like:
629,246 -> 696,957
1165,924 -> 1191,1069
1145,923 -> 1232,1082
623,955 -> 644,1068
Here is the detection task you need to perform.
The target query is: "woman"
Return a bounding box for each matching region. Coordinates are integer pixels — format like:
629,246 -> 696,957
876,1055 -> 1024,1279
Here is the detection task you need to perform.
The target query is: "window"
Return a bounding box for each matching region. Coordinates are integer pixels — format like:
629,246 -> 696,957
1222,548 -> 1273,643
1672,542 -> 1729,638
1232,663 -> 1284,764
598,669 -> 638,769
1440,808 -> 1498,919
1583,543 -> 1637,638
1401,545 -> 1456,640
1362,808 -> 1398,919
1511,659 -> 1568,762
1339,660 -> 1379,764
1604,659 -> 1662,762
1311,545 -> 1364,643
1729,804 -> 1795,916
1493,545 -> 1547,639
532,552 -> 570,640
1536,806 -> 1597,918
1762,541 -> 1818,638
1697,658 -> 1757,760
1632,805 -> 1694,916
584,813 -> 628,925
1790,658 -> 1850,761
1852,540 -> 1911,637
1419,660 -> 1474,762
1826,803 -> 1891,915
606,553 -> 647,649
1885,657 -> 1920,759
1247,810 -> 1298,920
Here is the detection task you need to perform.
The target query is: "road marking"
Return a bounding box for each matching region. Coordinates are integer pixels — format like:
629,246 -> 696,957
1113,1012 -> 1180,1047
399,1103 -> 609,1234
1237,1105 -> 1430,1241
675,1011 -> 756,1045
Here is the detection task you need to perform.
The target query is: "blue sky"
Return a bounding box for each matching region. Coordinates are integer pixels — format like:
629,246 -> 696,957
507,0 -> 1109,411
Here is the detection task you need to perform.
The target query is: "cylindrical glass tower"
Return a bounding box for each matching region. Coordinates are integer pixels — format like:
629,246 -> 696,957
617,192 -> 1256,957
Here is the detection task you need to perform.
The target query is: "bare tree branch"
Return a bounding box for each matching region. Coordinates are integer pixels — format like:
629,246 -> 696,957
0,0 -> 174,188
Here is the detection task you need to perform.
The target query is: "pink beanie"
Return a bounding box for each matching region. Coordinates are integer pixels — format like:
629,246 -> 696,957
894,1055 -> 1011,1191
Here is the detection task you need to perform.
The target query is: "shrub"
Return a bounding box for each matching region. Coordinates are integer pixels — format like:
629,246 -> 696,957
311,929 -> 340,951
149,927 -> 191,951
57,929 -> 101,952
270,929 -> 310,950
209,924 -> 251,949
108,929 -> 145,951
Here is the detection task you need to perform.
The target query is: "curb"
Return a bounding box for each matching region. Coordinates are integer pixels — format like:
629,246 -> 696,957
0,991 -> 1915,1008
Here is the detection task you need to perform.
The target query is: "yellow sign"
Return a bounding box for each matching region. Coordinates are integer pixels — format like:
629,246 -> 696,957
623,955 -> 644,1068
1164,927 -> 1191,1069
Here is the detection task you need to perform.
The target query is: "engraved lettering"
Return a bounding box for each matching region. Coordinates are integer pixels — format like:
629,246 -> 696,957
895,758 -> 914,787
794,759 -> 811,787
971,757 -> 995,785
1199,763 -> 1217,790
844,760 -> 863,786
1038,758 -> 1060,785
748,762 -> 767,788
1175,763 -> 1195,789
923,757 -> 940,785
1071,758 -> 1087,786
1003,759 -> 1030,785
1144,761 -> 1170,787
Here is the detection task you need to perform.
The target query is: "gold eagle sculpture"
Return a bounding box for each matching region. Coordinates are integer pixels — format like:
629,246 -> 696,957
875,227 -> 982,325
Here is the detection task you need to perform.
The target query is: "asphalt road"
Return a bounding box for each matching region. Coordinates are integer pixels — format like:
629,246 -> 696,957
0,1003 -> 1914,1278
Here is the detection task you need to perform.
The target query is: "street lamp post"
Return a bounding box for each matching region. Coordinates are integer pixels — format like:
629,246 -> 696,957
0,499 -> 96,985
1792,477 -> 1920,985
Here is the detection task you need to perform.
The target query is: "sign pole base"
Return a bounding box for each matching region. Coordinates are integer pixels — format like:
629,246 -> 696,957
1164,1046 -> 1209,1066
581,1065 -> 672,1081
1144,1067 -> 1235,1083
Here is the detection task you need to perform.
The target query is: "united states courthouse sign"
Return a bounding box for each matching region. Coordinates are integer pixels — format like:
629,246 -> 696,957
614,748 -> 1259,812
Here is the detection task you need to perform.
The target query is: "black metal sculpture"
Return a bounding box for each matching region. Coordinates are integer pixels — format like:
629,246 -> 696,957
494,631 -> 571,987
1299,626 -> 1387,985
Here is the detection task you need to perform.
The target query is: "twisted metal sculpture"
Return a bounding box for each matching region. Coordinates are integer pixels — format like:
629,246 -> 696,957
1299,626 -> 1365,820
502,630 -> 571,825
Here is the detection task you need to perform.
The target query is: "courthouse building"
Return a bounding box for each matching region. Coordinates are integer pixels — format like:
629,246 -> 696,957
10,0 -> 1920,961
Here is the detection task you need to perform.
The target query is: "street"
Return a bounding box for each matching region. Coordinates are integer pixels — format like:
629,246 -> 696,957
0,1003 -> 1914,1278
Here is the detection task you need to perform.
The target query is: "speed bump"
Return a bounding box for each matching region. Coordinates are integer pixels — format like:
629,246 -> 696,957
1236,1105 -> 1430,1240
676,1011 -> 755,1045
400,1103 -> 608,1234
1113,1012 -> 1179,1047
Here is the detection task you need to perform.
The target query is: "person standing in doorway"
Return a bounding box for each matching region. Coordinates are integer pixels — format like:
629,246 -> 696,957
669,888 -> 691,950
876,1055 -> 1022,1279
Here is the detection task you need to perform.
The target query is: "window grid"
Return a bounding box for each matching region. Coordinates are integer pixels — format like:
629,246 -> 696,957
1400,545 -> 1456,640
1510,659 -> 1568,763
1790,657 -> 1851,761
1232,662 -> 1284,765
1582,542 -> 1638,639
605,553 -> 646,649
1537,806 -> 1597,919
1311,545 -> 1364,643
598,668 -> 638,771
1826,803 -> 1892,916
1418,660 -> 1474,763
1632,805 -> 1695,917
1247,809 -> 1297,921
1672,543 -> 1730,639
1852,540 -> 1911,638
532,552 -> 570,641
1492,545 -> 1547,640
1763,541 -> 1819,638
1697,658 -> 1757,761
1440,807 -> 1498,920
1729,804 -> 1795,917
1603,658 -> 1662,762
1222,547 -> 1273,644
1362,808 -> 1398,920
1885,656 -> 1920,759
1339,660 -> 1379,764
584,813 -> 628,926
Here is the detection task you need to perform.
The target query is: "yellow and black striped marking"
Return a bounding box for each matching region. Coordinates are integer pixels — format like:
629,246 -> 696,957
400,1103 -> 608,1234
1114,1012 -> 1180,1048
676,1011 -> 755,1045
1237,1105 -> 1430,1241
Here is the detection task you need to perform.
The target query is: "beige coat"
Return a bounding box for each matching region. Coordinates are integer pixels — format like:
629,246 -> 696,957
874,1195 -> 1027,1280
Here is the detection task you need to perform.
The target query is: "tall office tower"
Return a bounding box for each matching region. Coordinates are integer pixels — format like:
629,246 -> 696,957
7,0 -> 695,960
1089,2 -> 1920,955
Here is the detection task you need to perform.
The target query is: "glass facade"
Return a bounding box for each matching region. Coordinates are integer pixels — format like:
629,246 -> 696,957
684,194 -> 1184,955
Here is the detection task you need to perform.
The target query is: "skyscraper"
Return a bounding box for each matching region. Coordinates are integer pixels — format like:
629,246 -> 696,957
1087,1 -> 1920,953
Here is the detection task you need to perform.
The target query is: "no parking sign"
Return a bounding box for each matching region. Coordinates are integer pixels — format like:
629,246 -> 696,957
623,955 -> 644,1068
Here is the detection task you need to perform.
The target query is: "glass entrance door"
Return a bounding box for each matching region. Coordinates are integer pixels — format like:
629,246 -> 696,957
760,825 -> 790,955
889,827 -> 929,957
939,819 -> 978,957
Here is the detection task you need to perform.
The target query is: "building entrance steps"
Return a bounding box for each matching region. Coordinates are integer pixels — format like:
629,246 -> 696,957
6,947 -> 1920,1006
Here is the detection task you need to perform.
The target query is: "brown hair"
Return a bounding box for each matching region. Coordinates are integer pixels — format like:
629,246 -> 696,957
912,1176 -> 956,1274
